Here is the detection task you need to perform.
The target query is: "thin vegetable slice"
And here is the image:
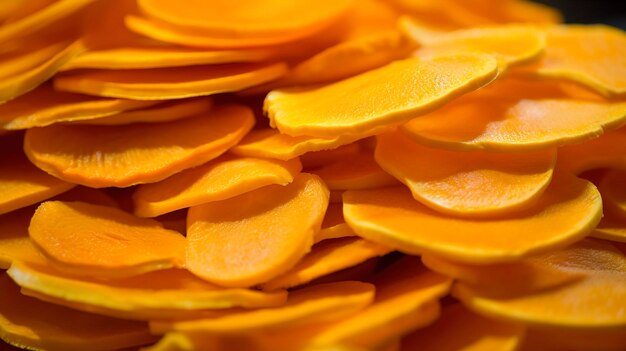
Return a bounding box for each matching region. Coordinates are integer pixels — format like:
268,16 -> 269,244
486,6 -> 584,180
521,25 -> 626,97
7,262 -> 287,320
375,131 -> 556,217
24,104 -> 254,187
0,83 -> 156,130
265,54 -> 498,138
313,150 -> 398,190
401,98 -> 626,152
133,155 -> 302,218
151,281 -> 374,334
343,173 -> 602,263
558,127 -> 626,174
454,239 -> 626,329
54,62 -> 287,100
401,304 -> 525,351
29,201 -> 186,277
315,203 -> 357,243
0,273 -> 156,351
231,129 -> 364,161
0,207 -> 48,268
262,237 -> 392,290
187,173 -> 329,287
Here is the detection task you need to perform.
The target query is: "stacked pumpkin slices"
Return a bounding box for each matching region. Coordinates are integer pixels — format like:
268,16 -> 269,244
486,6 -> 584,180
0,0 -> 625,350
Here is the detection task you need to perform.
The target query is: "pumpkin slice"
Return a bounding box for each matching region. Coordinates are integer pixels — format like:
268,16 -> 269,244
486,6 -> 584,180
24,104 -> 254,187
187,173 -> 329,287
0,207 -> 48,268
8,262 -> 287,320
521,25 -> 626,97
343,173 -> 602,263
558,127 -> 626,174
231,129 -> 364,161
262,237 -> 392,290
29,201 -> 186,277
401,98 -> 626,152
0,134 -> 75,215
0,0 -> 93,44
0,274 -> 156,351
403,21 -> 545,71
453,239 -> 626,329
133,155 -> 302,217
54,62 -> 287,100
599,169 -> 626,221
313,150 -> 398,190
314,203 -> 357,243
375,131 -> 556,217
136,0 -> 354,43
0,83 -> 156,130
401,304 -> 524,351
265,54 -> 498,138
151,281 -> 374,334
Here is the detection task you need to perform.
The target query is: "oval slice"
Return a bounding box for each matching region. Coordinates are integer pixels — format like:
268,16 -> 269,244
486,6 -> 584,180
54,62 -> 287,100
401,98 -> 626,152
375,131 -> 556,217
29,201 -> 186,277
187,173 -> 329,287
133,155 -> 302,217
343,173 -> 602,263
151,281 -> 374,334
24,104 -> 255,187
7,262 -> 287,320
265,54 -> 498,138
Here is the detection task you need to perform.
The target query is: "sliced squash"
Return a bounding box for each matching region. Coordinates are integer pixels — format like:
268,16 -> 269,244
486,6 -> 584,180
343,173 -> 602,263
54,62 -> 287,100
401,98 -> 626,152
133,155 -> 302,217
0,207 -> 48,268
29,201 -> 186,277
187,173 -> 329,287
558,127 -> 626,174
265,54 -> 498,138
375,131 -> 556,217
24,104 -> 255,187
313,150 -> 398,190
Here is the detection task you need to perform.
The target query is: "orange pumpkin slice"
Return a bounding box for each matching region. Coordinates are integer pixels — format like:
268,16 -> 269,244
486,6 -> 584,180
231,129 -> 364,161
0,207 -> 48,268
403,21 -> 545,71
0,274 -> 156,351
599,170 -> 626,221
266,54 -> 498,138
133,155 -> 302,218
401,98 -> 626,152
24,104 -> 255,187
29,201 -> 186,277
313,150 -> 398,190
454,239 -> 626,329
558,127 -> 626,174
521,25 -> 626,97
8,262 -> 287,320
187,173 -> 329,287
314,203 -> 357,243
401,304 -> 524,351
262,238 -> 392,290
54,62 -> 287,100
0,83 -> 156,130
343,173 -> 602,263
136,0 -> 354,43
375,131 -> 556,217
151,281 -> 374,334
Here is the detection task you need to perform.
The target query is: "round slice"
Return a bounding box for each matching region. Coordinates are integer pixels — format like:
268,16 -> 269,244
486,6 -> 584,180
29,201 -> 186,277
343,173 -> 602,263
24,104 -> 255,187
54,62 -> 287,100
402,98 -> 626,152
187,173 -> 329,287
265,54 -> 498,138
133,155 -> 302,217
375,131 -> 556,217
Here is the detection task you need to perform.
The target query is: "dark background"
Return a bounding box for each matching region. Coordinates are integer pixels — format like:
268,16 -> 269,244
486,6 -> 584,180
534,0 -> 626,29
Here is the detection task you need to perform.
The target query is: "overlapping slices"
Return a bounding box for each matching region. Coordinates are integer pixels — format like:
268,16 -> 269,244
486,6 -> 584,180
558,126 -> 626,174
314,203 -> 357,243
186,173 -> 329,287
24,104 -> 254,187
0,207 -> 48,268
343,173 -> 602,263
592,170 -> 626,242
